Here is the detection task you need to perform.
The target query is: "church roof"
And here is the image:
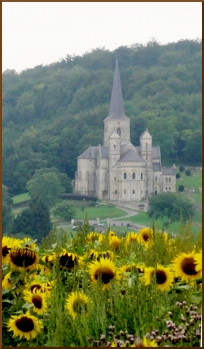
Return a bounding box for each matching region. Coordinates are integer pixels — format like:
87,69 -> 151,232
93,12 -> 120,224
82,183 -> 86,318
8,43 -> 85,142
104,60 -> 128,121
119,149 -> 144,162
152,162 -> 161,171
78,146 -> 98,159
162,167 -> 176,175
100,146 -> 109,158
140,129 -> 152,139
152,146 -> 160,159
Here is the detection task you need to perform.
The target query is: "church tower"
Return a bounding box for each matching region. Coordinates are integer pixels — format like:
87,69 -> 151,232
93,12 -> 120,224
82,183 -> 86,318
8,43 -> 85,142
103,60 -> 130,146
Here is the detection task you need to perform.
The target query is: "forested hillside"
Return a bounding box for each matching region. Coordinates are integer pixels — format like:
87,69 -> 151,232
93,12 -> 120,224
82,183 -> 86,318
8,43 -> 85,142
3,39 -> 201,195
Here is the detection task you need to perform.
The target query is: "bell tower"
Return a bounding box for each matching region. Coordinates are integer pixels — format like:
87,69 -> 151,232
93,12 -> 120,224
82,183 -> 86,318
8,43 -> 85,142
103,60 -> 130,146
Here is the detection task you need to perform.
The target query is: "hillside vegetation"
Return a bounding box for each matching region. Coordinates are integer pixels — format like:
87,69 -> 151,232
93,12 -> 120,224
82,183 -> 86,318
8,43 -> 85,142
3,39 -> 201,195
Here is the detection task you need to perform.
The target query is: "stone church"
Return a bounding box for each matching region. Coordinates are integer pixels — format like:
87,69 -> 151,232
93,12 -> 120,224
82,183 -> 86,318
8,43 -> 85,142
74,61 -> 176,211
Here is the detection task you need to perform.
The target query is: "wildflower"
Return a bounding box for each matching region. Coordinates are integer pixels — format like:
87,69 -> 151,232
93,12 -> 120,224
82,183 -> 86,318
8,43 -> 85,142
141,264 -> 174,291
7,248 -> 39,271
65,291 -> 89,319
24,290 -> 48,314
7,311 -> 43,340
88,257 -> 117,289
171,251 -> 202,282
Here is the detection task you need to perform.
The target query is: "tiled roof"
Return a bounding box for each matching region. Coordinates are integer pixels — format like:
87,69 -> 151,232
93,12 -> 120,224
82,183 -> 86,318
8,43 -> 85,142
162,167 -> 176,175
152,162 -> 161,171
119,149 -> 144,162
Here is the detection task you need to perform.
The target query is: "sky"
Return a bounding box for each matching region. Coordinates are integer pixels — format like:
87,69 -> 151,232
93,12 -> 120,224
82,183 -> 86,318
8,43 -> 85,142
2,2 -> 202,73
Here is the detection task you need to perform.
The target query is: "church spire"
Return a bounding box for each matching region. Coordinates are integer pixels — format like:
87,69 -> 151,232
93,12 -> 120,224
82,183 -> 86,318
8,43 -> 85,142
108,60 -> 125,119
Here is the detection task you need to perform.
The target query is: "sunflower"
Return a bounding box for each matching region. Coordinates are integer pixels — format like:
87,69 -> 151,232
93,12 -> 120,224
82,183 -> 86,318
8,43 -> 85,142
141,264 -> 174,292
20,237 -> 36,250
7,311 -> 43,340
65,291 -> 89,319
2,236 -> 22,263
86,232 -> 102,243
7,248 -> 39,271
195,251 -> 202,275
138,227 -> 153,245
88,257 -> 117,289
125,232 -> 139,246
131,337 -> 158,347
24,290 -> 48,314
119,263 -> 145,277
171,250 -> 202,282
109,236 -> 121,251
2,272 -> 13,290
58,250 -> 81,270
108,231 -> 116,237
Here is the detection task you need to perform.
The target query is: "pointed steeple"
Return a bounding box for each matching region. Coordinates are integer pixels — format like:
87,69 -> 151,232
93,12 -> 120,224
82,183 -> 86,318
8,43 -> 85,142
108,60 -> 126,119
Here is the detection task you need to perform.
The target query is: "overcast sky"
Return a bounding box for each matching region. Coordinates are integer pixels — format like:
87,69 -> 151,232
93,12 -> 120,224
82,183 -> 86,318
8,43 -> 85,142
2,2 -> 202,73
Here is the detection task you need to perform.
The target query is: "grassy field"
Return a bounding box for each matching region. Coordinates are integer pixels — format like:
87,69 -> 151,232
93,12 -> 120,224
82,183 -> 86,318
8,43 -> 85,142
12,192 -> 31,204
176,168 -> 202,204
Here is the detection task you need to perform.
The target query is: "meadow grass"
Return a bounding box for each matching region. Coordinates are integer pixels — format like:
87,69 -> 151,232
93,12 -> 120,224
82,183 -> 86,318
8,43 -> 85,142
12,192 -> 31,205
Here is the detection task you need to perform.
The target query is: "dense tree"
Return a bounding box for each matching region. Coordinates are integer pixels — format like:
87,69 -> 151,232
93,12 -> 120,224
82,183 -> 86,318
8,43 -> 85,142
12,197 -> 52,242
148,192 -> 195,223
2,185 -> 13,234
26,169 -> 69,207
53,201 -> 76,221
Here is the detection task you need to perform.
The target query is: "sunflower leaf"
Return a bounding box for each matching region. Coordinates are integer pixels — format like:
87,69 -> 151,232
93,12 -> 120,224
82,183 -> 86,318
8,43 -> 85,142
22,302 -> 33,309
129,252 -> 136,261
51,243 -> 57,249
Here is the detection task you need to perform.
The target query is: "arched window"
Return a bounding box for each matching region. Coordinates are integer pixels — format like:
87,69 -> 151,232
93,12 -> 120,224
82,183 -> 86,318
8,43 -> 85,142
124,172 -> 127,179
117,127 -> 121,136
132,172 -> 135,179
141,173 -> 143,180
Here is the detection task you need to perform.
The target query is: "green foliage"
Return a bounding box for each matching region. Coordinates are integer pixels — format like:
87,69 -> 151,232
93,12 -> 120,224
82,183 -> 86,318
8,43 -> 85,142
2,40 -> 201,195
53,201 -> 76,221
12,197 -> 52,242
26,168 -> 71,208
2,185 -> 13,234
148,192 -> 195,223
179,165 -> 185,172
185,169 -> 191,176
178,185 -> 185,192
176,173 -> 180,179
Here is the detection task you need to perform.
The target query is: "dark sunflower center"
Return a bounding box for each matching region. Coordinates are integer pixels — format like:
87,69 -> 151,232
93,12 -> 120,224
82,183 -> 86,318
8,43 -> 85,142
32,295 -> 43,309
60,254 -> 77,269
30,284 -> 43,293
94,267 -> 115,284
155,270 -> 167,284
15,317 -> 34,332
10,249 -> 37,268
181,257 -> 198,275
142,233 -> 150,242
2,246 -> 11,257
73,300 -> 87,314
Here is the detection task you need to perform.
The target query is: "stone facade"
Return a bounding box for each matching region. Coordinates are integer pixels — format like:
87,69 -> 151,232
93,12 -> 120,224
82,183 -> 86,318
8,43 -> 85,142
74,61 -> 176,210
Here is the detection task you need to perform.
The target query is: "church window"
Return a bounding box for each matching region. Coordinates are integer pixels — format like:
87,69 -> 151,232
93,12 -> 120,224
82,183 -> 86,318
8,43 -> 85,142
114,144 -> 116,149
133,190 -> 135,194
155,176 -> 157,181
124,190 -> 126,194
141,173 -> 143,180
124,172 -> 127,179
166,187 -> 168,190
166,177 -> 168,182
115,190 -> 117,194
117,127 -> 121,136
132,172 -> 135,179
146,143 -> 148,149
114,177 -> 116,181
141,190 -> 142,194
169,187 -> 171,190
169,177 -> 171,182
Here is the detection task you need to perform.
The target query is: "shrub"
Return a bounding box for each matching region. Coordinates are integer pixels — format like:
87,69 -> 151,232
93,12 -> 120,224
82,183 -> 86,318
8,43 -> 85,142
178,185 -> 185,192
179,165 -> 185,172
186,169 -> 191,176
61,193 -> 97,201
176,173 -> 181,179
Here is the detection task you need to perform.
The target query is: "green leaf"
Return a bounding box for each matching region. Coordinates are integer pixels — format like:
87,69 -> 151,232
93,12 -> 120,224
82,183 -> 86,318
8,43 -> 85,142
22,302 -> 33,310
51,243 -> 57,249
190,295 -> 202,305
